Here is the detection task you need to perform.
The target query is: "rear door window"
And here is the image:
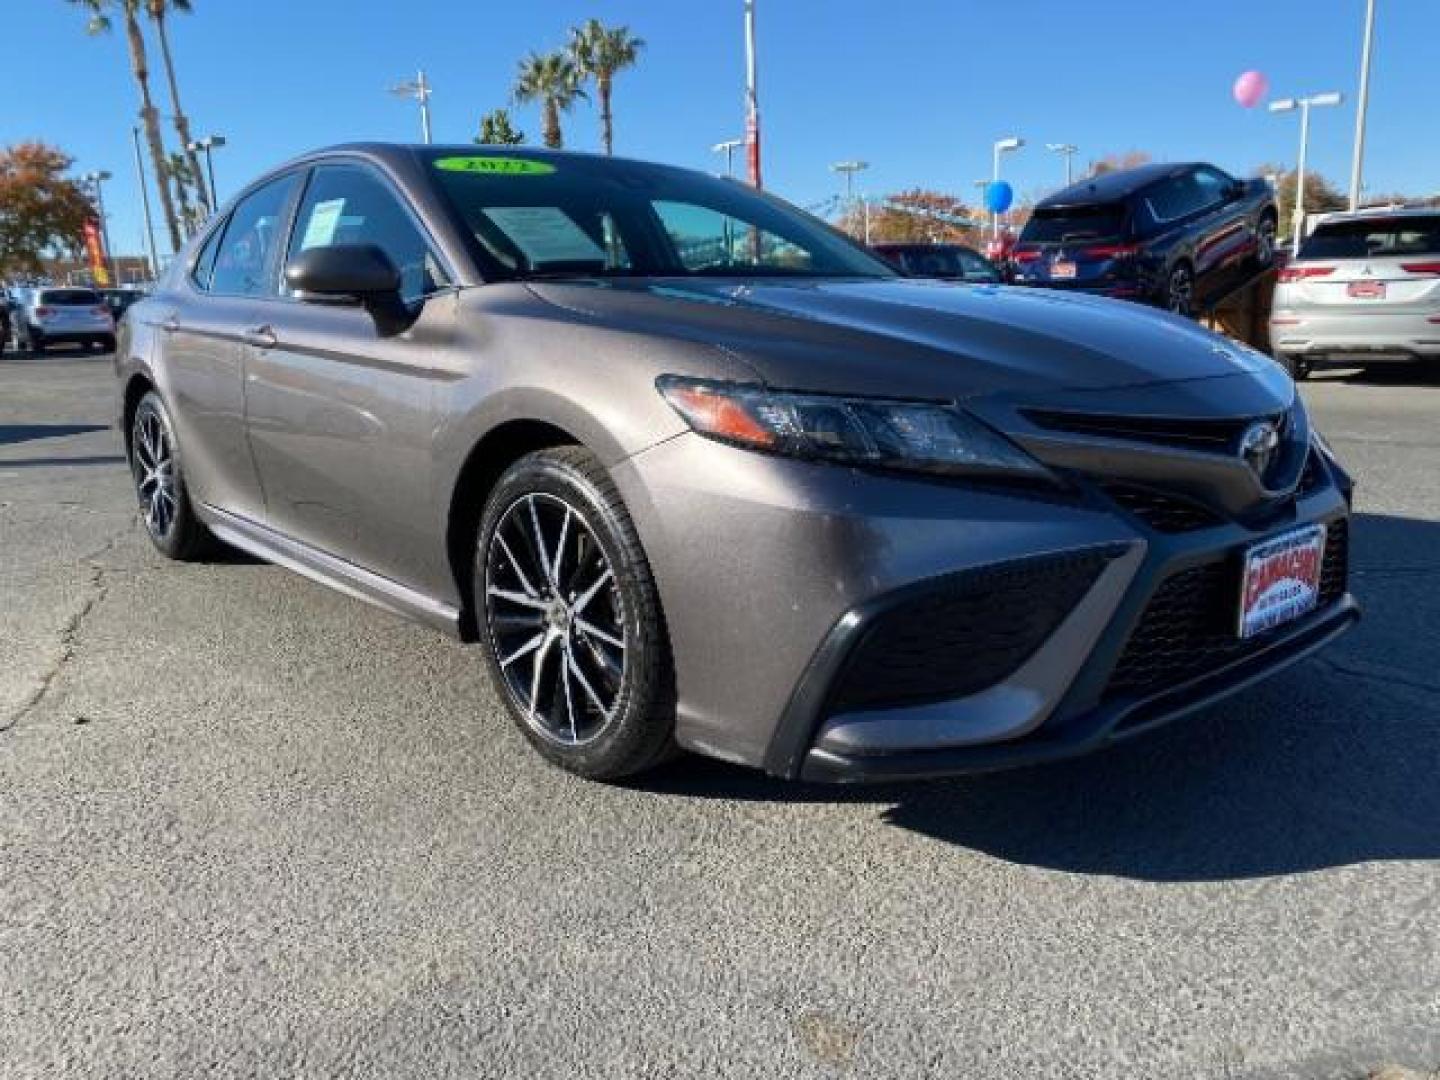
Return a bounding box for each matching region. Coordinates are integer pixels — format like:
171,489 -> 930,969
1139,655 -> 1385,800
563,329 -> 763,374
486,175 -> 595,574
1300,216 -> 1440,259
210,173 -> 301,297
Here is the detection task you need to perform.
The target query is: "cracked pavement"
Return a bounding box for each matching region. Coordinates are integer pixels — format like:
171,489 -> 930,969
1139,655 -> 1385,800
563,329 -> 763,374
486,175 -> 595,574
1,352 -> 1437,1079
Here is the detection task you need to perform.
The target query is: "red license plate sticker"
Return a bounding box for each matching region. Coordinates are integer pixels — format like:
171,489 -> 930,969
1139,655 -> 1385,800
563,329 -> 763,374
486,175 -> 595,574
1238,525 -> 1327,639
1347,280 -> 1386,299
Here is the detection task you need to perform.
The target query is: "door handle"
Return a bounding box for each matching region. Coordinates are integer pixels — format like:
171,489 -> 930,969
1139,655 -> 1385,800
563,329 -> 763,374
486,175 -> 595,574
242,324 -> 277,349
160,314 -> 181,333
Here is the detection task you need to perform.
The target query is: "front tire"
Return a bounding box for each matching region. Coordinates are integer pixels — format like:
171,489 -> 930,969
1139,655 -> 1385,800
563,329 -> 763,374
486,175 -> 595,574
475,446 -> 676,780
129,391 -> 216,560
1254,213 -> 1278,268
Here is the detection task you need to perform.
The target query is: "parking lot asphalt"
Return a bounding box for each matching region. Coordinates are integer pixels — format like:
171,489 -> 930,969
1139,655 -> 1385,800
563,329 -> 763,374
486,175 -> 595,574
1,349 -> 1437,1079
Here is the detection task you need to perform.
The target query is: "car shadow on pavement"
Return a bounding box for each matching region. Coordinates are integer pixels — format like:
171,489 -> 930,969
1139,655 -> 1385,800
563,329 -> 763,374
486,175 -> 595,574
0,423 -> 110,446
1315,365 -> 1440,388
639,511 -> 1440,881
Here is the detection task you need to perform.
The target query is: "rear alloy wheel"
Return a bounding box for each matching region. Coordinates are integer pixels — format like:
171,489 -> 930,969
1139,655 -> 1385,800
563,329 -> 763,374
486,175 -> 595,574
476,447 -> 675,779
129,391 -> 216,560
1165,263 -> 1194,318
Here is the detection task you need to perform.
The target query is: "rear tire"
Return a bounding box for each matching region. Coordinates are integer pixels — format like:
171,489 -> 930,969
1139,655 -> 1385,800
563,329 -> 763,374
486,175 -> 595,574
27,329 -> 44,356
475,446 -> 677,780
129,391 -> 218,561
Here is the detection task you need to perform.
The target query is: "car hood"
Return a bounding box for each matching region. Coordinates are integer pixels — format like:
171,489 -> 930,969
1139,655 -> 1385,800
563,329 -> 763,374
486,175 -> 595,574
526,277 -> 1273,402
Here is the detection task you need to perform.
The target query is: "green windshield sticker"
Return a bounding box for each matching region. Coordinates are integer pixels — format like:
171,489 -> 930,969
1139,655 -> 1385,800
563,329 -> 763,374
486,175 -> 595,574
433,156 -> 555,176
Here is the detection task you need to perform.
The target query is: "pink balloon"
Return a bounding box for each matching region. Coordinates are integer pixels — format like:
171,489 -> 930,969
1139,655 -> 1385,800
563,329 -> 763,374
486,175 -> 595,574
1233,70 -> 1269,109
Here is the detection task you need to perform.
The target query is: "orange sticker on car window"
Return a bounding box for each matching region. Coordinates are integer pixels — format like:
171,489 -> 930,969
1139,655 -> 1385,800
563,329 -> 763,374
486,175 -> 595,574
433,156 -> 555,176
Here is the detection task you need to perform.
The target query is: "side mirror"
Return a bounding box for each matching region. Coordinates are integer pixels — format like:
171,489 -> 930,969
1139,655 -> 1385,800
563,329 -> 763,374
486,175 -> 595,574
285,244 -> 412,334
286,244 -> 402,305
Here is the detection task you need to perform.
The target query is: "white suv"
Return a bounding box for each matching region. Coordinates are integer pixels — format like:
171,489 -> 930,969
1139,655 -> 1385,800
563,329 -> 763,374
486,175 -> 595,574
1270,209 -> 1440,379
14,286 -> 116,355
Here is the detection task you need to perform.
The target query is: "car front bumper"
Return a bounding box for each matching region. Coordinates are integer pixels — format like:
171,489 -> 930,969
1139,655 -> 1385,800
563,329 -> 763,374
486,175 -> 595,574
613,432 -> 1356,781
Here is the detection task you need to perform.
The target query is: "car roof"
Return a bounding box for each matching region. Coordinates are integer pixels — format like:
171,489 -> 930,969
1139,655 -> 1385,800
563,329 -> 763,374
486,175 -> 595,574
872,242 -> 983,253
1036,162 -> 1200,208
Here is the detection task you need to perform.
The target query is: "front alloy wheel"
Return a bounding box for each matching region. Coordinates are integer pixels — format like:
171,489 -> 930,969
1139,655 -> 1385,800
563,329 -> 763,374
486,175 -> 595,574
477,447 -> 675,779
487,492 -> 627,747
1166,263 -> 1194,318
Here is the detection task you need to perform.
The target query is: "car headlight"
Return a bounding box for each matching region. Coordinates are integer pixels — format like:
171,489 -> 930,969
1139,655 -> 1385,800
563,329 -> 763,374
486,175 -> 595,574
656,376 -> 1052,481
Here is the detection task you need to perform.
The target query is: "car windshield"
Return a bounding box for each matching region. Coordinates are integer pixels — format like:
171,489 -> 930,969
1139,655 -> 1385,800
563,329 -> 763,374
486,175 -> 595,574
891,247 -> 996,280
425,151 -> 895,281
1022,204 -> 1128,244
40,289 -> 101,306
1299,216 -> 1440,260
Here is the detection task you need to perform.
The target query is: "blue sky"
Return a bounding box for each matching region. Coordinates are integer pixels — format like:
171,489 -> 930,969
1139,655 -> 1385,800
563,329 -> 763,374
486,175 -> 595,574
5,0 -> 1435,258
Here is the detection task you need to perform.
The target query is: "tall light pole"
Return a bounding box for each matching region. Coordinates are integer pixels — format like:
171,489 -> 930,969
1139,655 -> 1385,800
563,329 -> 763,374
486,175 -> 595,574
1046,142 -> 1079,187
186,135 -> 226,209
131,126 -> 159,280
83,170 -> 116,286
743,0 -> 761,189
830,161 -> 869,240
1270,92 -> 1344,255
391,70 -> 433,144
1348,0 -> 1378,211
712,138 -> 744,178
991,136 -> 1024,238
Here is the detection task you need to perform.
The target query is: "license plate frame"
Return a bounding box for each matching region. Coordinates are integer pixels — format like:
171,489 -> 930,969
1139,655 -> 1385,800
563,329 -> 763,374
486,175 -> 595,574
1050,259 -> 1077,280
1237,524 -> 1327,640
1346,280 -> 1386,299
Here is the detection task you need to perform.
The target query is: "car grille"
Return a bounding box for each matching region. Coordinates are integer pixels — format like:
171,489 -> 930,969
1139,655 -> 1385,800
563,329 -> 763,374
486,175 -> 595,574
1024,408 -> 1285,453
827,548 -> 1118,714
1101,483 -> 1224,533
1104,518 -> 1349,701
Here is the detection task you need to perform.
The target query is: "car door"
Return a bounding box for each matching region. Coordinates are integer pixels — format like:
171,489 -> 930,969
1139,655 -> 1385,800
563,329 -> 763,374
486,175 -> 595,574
242,161 -> 458,592
155,172 -> 301,523
1188,166 -> 1251,287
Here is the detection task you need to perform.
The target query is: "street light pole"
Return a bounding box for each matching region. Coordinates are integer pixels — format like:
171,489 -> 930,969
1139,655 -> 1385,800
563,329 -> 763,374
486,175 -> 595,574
1270,92 -> 1344,255
186,135 -> 226,209
84,170 -> 116,286
132,126 -> 159,280
1046,142 -> 1078,187
829,160 -> 869,238
712,138 -> 744,178
991,136 -> 1024,239
743,0 -> 762,189
391,71 -> 433,144
1348,0 -> 1377,211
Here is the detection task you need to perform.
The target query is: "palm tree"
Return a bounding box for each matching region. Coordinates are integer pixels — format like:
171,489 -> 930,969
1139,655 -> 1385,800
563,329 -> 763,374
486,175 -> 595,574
69,0 -> 182,252
145,0 -> 210,212
568,20 -> 644,156
512,51 -> 585,150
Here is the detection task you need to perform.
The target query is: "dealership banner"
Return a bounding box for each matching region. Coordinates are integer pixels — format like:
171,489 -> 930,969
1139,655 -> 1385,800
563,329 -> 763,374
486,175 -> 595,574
83,218 -> 111,287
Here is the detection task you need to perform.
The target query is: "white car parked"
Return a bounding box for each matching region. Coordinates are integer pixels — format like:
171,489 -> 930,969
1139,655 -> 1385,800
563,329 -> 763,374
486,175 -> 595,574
1270,208 -> 1440,379
13,286 -> 116,355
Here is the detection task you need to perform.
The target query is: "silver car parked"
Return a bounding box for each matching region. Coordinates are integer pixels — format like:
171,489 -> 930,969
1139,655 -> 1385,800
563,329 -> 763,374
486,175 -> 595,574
115,144 -> 1357,783
1271,208 -> 1440,379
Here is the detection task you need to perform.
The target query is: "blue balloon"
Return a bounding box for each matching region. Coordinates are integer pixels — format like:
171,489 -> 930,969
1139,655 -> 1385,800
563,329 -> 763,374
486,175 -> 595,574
984,181 -> 1014,214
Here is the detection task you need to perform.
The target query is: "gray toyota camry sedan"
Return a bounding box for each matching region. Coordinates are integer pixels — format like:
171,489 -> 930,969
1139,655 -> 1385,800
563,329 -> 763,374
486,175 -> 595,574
115,144 -> 1358,782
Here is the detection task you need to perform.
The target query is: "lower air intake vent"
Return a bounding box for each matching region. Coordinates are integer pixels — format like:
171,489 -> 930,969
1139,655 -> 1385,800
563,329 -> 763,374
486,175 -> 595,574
1104,518 -> 1349,702
828,548 -> 1117,714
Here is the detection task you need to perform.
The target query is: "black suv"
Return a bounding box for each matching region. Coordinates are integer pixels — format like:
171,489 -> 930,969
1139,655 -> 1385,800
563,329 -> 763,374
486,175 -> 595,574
1011,163 -> 1278,317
